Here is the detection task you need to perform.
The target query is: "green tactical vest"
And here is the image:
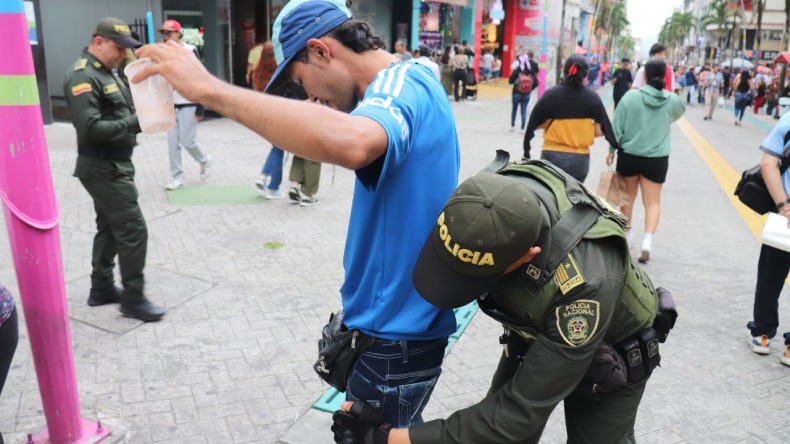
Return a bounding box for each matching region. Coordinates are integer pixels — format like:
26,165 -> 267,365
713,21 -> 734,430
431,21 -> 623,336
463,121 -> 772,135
482,160 -> 658,345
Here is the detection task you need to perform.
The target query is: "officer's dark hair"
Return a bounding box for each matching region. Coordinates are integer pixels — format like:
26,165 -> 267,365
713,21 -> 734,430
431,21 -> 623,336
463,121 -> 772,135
562,55 -> 588,88
649,43 -> 666,56
644,57 -> 666,90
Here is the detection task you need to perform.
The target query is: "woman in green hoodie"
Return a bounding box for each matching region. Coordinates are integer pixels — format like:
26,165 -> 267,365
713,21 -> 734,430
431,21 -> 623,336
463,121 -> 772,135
607,57 -> 685,263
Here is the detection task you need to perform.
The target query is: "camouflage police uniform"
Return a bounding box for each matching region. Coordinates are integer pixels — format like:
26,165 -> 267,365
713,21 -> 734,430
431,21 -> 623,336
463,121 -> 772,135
64,18 -> 163,322
404,159 -> 674,444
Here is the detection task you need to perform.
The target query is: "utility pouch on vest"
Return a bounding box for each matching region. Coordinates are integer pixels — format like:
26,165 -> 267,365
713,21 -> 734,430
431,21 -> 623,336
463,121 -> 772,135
581,342 -> 627,395
637,328 -> 661,377
652,287 -> 678,343
616,337 -> 645,382
314,311 -> 375,392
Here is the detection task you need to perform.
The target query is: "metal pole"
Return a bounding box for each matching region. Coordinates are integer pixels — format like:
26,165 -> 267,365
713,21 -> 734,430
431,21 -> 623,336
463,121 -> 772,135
538,0 -> 549,97
0,1 -> 111,442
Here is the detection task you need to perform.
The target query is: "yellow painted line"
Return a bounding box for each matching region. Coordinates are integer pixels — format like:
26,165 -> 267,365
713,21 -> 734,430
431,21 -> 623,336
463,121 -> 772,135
476,82 -> 512,100
676,117 -> 766,240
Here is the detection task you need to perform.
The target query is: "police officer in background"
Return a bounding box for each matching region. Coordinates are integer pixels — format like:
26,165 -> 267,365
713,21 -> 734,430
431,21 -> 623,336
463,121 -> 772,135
64,17 -> 165,322
333,155 -> 677,443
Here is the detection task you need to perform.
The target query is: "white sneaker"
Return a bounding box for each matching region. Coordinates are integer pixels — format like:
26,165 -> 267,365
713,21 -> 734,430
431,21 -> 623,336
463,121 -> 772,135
749,334 -> 771,355
299,195 -> 319,207
254,175 -> 269,191
165,178 -> 185,190
781,344 -> 790,367
264,189 -> 285,200
288,186 -> 302,203
200,156 -> 212,180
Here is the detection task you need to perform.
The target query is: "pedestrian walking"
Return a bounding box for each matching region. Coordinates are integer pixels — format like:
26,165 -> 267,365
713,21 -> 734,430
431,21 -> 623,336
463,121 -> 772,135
703,64 -> 724,120
608,58 -> 685,262
136,0 -> 460,426
611,57 -> 633,109
0,284 -> 18,444
753,77 -> 767,114
632,44 -> 674,91
508,50 -> 538,132
252,41 -> 287,200
333,164 -> 676,444
65,17 -> 165,322
524,55 -> 619,183
160,20 -> 212,191
746,110 -> 790,367
684,66 -> 698,105
452,45 -> 469,102
733,69 -> 752,126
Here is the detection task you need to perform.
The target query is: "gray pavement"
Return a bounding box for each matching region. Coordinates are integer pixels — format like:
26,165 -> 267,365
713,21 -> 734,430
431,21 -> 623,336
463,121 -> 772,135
2,84 -> 790,443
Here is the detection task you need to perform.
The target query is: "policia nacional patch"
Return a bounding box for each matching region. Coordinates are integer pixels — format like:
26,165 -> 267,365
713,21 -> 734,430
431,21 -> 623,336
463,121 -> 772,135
556,299 -> 600,347
554,253 -> 585,295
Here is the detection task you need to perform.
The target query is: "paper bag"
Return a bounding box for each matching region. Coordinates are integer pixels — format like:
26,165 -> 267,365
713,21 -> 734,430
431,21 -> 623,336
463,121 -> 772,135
596,170 -> 631,208
761,213 -> 790,253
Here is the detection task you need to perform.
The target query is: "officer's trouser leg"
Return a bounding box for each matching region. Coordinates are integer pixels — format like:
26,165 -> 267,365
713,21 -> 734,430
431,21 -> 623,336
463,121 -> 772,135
563,377 -> 648,444
89,200 -> 117,289
177,106 -> 209,165
79,160 -> 148,302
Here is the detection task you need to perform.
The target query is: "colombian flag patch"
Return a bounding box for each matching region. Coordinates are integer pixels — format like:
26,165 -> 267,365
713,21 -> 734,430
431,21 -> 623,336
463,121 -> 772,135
71,83 -> 92,96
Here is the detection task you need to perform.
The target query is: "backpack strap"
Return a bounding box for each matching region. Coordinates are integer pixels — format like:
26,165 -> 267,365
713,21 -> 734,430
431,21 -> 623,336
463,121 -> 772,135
478,149 -> 511,175
540,203 -> 600,284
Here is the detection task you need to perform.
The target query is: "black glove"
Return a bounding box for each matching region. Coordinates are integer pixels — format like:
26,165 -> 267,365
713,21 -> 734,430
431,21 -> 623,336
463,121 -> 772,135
331,401 -> 393,444
521,154 -> 530,162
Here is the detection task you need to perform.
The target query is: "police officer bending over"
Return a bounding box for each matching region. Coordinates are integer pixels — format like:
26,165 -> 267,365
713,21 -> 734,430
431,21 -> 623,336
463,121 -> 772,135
333,154 -> 677,443
64,18 -> 165,322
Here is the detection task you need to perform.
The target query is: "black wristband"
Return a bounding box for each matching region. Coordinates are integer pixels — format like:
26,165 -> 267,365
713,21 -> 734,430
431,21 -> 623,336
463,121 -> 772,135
777,198 -> 790,211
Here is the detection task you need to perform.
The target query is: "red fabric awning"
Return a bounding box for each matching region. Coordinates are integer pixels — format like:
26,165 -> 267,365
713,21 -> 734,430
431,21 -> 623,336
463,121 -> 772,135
774,52 -> 790,64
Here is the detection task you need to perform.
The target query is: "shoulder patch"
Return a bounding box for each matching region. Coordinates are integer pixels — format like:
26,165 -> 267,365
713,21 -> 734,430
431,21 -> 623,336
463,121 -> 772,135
71,83 -> 92,96
74,59 -> 88,71
93,61 -> 103,69
103,83 -> 119,95
554,253 -> 584,295
555,299 -> 600,347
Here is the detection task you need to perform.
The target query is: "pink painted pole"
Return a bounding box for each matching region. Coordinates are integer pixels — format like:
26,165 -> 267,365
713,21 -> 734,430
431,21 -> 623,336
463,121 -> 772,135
0,1 -> 110,442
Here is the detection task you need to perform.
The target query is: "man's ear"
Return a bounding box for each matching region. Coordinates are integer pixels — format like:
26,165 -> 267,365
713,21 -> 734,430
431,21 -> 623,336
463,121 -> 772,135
306,38 -> 331,61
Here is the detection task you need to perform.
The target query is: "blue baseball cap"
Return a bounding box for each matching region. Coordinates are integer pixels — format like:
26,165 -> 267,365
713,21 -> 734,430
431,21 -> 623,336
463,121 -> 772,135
265,0 -> 352,93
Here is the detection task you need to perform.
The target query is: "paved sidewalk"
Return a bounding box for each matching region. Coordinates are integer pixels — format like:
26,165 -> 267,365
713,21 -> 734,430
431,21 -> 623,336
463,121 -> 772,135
2,85 -> 790,443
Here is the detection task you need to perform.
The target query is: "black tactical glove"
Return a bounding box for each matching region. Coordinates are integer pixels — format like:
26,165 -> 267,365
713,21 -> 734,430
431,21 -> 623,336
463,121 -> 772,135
332,401 -> 393,444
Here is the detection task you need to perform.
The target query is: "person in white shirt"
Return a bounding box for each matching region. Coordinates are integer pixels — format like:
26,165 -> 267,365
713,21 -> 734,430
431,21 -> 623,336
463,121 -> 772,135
160,20 -> 212,190
412,45 -> 441,81
632,43 -> 675,92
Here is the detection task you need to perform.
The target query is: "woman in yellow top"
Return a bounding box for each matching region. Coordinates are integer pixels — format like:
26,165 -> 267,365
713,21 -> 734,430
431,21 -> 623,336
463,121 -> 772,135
523,55 -> 620,182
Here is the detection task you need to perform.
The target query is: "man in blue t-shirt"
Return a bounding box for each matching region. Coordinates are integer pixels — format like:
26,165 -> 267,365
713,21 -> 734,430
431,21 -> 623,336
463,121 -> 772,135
136,0 -> 459,426
747,110 -> 790,367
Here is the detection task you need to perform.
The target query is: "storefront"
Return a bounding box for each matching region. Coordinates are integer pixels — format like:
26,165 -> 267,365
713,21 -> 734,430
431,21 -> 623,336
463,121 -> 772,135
418,2 -> 463,53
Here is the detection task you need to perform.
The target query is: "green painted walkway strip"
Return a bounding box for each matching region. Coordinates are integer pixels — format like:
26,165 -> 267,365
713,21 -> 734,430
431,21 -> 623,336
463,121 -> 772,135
0,75 -> 39,106
165,184 -> 267,206
312,301 -> 479,413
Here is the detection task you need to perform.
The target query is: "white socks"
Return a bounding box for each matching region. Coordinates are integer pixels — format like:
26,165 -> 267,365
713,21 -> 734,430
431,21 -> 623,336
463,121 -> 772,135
642,233 -> 653,252
625,231 -> 633,246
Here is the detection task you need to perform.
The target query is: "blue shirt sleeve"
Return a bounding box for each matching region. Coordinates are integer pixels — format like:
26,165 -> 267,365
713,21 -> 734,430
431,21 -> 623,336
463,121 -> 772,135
760,118 -> 790,158
351,63 -> 420,190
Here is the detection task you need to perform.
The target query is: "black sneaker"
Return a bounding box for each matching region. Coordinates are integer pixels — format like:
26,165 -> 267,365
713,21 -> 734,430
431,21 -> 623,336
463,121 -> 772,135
120,298 -> 166,322
87,285 -> 123,307
288,186 -> 302,203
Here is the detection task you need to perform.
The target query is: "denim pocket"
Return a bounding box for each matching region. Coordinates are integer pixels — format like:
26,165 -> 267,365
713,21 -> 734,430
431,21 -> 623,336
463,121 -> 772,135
397,373 -> 441,427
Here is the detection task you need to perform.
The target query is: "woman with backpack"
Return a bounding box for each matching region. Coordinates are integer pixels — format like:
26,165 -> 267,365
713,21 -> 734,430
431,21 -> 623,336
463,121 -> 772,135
523,55 -> 619,183
508,50 -> 538,131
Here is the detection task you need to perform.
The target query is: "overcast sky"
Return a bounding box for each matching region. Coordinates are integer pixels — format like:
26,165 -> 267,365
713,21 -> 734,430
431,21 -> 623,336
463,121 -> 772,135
627,0 -> 682,39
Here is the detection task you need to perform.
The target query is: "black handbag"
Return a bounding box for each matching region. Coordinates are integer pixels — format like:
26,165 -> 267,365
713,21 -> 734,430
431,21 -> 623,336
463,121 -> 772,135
734,140 -> 790,215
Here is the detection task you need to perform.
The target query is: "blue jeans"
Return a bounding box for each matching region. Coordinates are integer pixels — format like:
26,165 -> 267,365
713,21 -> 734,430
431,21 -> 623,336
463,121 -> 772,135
511,92 -> 530,129
346,338 -> 447,427
540,150 -> 590,183
734,92 -> 749,121
261,146 -> 284,191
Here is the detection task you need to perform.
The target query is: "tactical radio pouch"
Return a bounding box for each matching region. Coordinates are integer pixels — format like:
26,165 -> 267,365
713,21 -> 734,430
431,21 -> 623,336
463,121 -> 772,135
652,287 -> 678,343
314,311 -> 375,392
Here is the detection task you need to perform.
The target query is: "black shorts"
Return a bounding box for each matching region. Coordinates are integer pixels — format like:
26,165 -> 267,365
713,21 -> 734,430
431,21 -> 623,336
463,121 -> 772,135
616,152 -> 669,184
